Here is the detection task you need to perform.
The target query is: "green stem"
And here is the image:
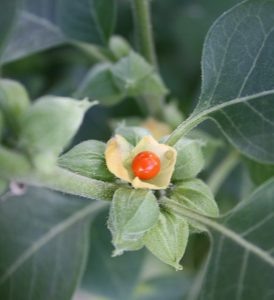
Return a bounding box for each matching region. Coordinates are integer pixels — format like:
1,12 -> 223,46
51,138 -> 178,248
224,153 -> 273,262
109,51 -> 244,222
28,168 -> 118,202
0,147 -> 118,202
131,0 -> 158,67
131,0 -> 164,118
207,151 -> 240,195
166,114 -> 208,146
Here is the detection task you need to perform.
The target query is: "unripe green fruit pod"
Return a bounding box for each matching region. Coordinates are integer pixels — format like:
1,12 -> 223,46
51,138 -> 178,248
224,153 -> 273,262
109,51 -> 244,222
144,209 -> 189,270
170,179 -> 219,232
19,96 -> 95,172
108,187 -> 159,255
0,79 -> 30,136
58,140 -> 115,182
172,138 -> 205,181
109,35 -> 131,59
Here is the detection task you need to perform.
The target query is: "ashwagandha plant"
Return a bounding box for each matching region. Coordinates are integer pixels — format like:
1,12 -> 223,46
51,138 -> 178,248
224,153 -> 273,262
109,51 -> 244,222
0,0 -> 274,299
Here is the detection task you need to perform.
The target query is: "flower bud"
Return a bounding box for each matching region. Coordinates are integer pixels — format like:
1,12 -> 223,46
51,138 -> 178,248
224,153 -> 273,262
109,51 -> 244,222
109,35 -> 131,59
19,96 -> 94,172
172,138 -> 205,181
170,179 -> 219,232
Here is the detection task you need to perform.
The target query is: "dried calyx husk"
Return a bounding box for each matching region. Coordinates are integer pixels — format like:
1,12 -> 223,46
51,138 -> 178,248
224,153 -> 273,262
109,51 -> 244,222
59,125 -> 219,269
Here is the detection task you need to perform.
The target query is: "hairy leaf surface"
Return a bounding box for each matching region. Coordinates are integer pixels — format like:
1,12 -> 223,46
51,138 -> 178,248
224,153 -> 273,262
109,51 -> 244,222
0,188 -> 106,300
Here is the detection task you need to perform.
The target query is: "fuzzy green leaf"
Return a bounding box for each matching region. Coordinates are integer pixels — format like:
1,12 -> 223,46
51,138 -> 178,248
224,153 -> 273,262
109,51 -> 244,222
144,210 -> 189,270
108,187 -> 159,255
0,188 -> 106,300
172,138 -> 205,181
58,140 -> 114,182
194,179 -> 274,300
194,0 -> 274,163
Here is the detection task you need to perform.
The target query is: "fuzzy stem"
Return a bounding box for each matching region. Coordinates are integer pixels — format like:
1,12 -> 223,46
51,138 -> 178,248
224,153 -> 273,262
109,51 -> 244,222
131,0 -> 158,67
131,0 -> 165,118
0,146 -> 118,202
166,115 -> 208,146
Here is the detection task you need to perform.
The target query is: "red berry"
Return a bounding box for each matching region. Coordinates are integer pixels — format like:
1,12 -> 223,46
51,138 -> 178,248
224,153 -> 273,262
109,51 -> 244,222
132,151 -> 161,180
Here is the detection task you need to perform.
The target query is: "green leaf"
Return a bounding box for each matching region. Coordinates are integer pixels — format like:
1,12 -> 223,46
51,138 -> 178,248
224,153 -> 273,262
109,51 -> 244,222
19,97 -> 94,172
194,179 -> 274,300
82,210 -> 146,300
170,179 -> 219,218
111,52 -> 167,97
244,157 -> 274,186
108,187 -> 160,255
57,0 -> 116,45
172,138 -> 205,181
76,64 -> 125,106
0,187 -> 107,300
0,79 -> 30,136
115,126 -> 150,146
162,179 -> 274,299
144,210 -> 189,270
58,140 -> 115,182
0,0 -> 19,60
191,0 -> 274,163
2,11 -> 66,64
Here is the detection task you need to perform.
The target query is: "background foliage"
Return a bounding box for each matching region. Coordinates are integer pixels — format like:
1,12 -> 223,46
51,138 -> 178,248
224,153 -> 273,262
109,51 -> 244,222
1,0 -> 274,300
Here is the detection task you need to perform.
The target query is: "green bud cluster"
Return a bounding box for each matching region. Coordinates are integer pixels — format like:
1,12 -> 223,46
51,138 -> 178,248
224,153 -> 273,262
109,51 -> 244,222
76,49 -> 168,106
0,78 -> 219,270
